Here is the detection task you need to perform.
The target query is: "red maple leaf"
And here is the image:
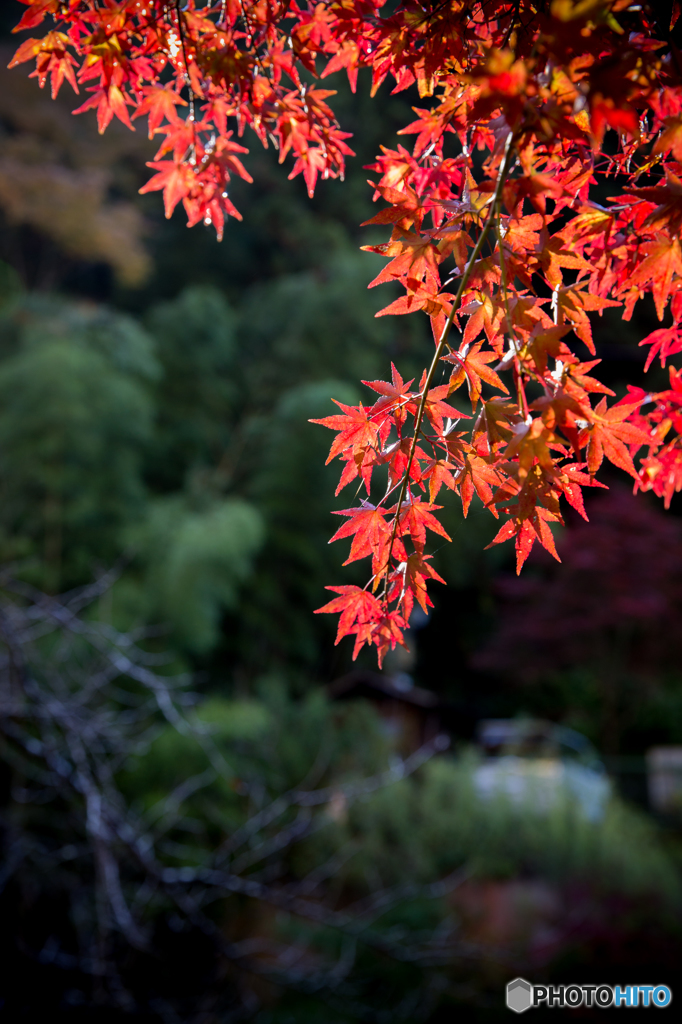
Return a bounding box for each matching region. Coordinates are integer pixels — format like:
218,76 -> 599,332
422,380 -> 471,434
363,363 -> 417,428
133,86 -> 186,138
638,439 -> 682,509
487,506 -> 561,574
329,505 -> 392,575
423,459 -> 459,502
404,551 -> 445,612
639,326 -> 682,370
310,402 -> 382,463
629,235 -> 682,321
558,462 -> 608,520
391,496 -> 451,549
139,160 -> 195,219
13,0 -> 682,672
553,285 -> 619,355
73,84 -> 134,133
314,585 -> 384,657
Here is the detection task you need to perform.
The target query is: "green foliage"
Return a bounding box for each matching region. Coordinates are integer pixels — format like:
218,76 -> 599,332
237,249 -> 425,401
235,380 -> 362,672
0,295 -> 157,588
121,691 -> 679,907
344,755 -> 679,901
0,259 -> 20,308
128,494 -> 264,653
0,218 -> 435,667
145,285 -> 237,491
0,285 -> 267,650
119,688 -> 390,833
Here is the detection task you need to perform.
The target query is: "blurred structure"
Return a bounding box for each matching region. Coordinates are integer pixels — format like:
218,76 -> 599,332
647,746 -> 682,815
327,685 -> 613,827
476,718 -> 601,759
328,669 -> 441,755
473,719 -> 610,822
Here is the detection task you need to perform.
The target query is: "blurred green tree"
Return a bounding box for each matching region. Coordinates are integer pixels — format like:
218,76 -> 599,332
144,284 -> 238,492
0,291 -> 157,590
129,494 -> 264,654
0,251 -> 431,672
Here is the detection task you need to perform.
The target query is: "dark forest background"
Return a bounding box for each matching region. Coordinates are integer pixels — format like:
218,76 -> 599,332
3,2 -> 682,1019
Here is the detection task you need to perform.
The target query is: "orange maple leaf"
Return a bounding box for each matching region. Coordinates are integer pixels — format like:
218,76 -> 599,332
521,324 -> 571,375
361,183 -> 426,231
10,30 -> 78,98
458,452 -> 503,517
553,285 -> 619,354
582,398 -> 651,478
629,234 -> 682,321
444,341 -> 509,409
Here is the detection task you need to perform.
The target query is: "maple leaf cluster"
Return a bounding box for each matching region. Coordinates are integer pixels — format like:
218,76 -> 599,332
10,0 -> 357,236
11,1 -> 682,666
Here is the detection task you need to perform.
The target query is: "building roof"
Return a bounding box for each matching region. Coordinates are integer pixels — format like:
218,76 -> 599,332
328,669 -> 439,709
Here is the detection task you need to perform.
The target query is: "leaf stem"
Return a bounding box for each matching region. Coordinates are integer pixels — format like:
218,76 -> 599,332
495,209 -> 528,418
174,0 -> 196,158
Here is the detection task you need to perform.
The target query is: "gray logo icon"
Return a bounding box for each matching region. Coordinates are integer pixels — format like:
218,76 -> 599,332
507,978 -> 533,1013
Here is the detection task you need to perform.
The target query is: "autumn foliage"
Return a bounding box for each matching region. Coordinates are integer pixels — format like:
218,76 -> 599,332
10,1 -> 682,664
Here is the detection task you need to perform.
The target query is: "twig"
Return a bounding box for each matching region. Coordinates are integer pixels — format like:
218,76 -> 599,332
381,132 -> 517,597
